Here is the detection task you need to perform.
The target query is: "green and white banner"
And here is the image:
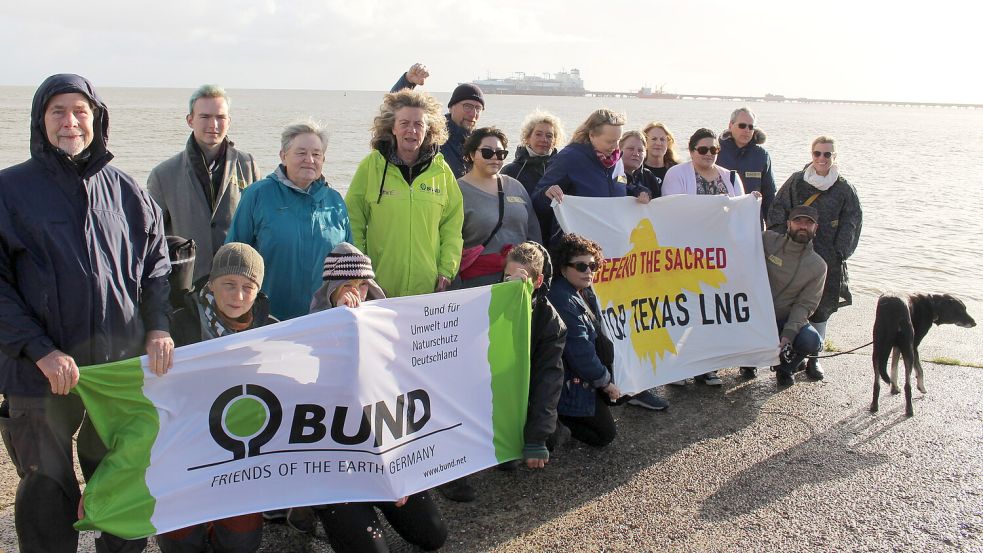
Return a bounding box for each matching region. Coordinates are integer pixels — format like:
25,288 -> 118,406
73,281 -> 531,539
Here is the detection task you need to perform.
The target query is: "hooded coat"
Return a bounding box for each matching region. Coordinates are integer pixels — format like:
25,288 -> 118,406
147,134 -> 260,281
716,129 -> 776,221
502,146 -> 555,196
0,74 -> 171,395
767,169 -> 862,323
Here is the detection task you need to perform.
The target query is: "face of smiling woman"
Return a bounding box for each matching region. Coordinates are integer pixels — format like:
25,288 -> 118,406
392,106 -> 427,163
279,132 -> 325,190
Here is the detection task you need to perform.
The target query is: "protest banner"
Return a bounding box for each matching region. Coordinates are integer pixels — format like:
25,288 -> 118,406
73,281 -> 531,539
554,194 -> 779,393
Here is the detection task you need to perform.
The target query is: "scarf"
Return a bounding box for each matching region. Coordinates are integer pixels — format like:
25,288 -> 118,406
596,148 -> 622,169
525,145 -> 550,158
803,163 -> 839,191
197,287 -> 253,338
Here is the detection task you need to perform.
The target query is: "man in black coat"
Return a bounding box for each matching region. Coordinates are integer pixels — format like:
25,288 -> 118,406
0,74 -> 173,553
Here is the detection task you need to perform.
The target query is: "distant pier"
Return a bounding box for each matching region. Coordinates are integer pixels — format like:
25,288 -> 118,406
583,89 -> 982,109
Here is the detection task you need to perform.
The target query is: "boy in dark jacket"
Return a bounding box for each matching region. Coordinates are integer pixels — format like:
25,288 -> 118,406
503,242 -> 568,466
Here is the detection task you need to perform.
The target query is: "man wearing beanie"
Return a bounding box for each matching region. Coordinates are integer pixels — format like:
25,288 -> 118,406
161,241 -> 275,552
391,62 -> 484,177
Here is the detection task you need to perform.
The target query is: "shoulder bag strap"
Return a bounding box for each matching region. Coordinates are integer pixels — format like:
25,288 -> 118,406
480,175 -> 506,248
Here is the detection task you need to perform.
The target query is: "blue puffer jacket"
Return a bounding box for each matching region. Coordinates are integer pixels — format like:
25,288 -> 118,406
0,74 -> 171,395
226,166 -> 352,321
548,277 -> 611,417
716,130 -> 776,221
532,142 -> 630,245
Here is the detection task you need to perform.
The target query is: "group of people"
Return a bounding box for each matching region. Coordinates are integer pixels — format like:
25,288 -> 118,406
0,65 -> 861,553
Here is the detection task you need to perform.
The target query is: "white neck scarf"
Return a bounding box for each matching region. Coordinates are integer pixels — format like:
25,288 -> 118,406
803,163 -> 839,191
525,145 -> 549,158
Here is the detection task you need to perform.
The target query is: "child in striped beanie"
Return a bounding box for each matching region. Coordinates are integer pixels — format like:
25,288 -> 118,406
309,242 -> 386,312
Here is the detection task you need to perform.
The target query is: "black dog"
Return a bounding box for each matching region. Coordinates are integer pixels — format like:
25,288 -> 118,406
870,293 -> 976,416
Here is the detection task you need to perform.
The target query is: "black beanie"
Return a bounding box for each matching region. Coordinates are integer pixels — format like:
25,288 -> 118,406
448,83 -> 485,109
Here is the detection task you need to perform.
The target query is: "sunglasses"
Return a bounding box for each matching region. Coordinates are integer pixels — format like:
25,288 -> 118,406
567,261 -> 599,273
478,148 -> 509,160
812,151 -> 834,159
694,146 -> 720,155
736,122 -> 755,130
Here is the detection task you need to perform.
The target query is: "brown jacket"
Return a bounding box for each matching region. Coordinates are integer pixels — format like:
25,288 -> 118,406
762,230 -> 827,341
148,135 -> 259,280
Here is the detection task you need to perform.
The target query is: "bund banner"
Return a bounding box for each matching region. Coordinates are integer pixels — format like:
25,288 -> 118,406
554,194 -> 779,394
73,281 -> 531,539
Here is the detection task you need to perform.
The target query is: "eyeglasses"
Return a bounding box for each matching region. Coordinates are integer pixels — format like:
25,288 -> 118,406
736,122 -> 754,130
460,102 -> 483,113
478,148 -> 508,160
812,151 -> 834,159
694,146 -> 720,155
567,261 -> 599,273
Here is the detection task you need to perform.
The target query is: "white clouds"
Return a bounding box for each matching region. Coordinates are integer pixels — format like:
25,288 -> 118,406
1,0 -> 980,103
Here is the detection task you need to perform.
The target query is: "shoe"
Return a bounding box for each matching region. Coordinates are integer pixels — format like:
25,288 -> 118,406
437,477 -> 476,503
694,371 -> 722,386
668,379 -> 689,386
774,366 -> 794,386
740,366 -> 757,379
263,509 -> 288,522
548,421 -> 572,451
286,507 -> 317,534
806,358 -> 825,380
627,390 -> 669,410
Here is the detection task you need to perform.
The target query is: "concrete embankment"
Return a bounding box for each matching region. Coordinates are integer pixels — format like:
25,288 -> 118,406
1,294 -> 980,552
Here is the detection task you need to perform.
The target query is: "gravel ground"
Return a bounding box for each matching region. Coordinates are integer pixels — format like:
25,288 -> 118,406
1,294 -> 980,553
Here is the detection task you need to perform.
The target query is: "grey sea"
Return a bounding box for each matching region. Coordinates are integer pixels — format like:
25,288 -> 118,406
1,86 -> 981,318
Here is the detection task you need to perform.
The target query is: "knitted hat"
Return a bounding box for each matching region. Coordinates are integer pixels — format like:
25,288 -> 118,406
210,242 -> 265,287
322,242 -> 375,281
447,83 -> 485,109
789,204 -> 820,224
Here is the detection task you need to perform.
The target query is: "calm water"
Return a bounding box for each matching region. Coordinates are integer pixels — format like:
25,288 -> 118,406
1,86 -> 982,311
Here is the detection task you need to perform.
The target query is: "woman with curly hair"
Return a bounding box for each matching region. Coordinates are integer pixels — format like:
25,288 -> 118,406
502,110 -> 565,195
642,121 -> 680,182
548,233 -> 623,447
345,88 -> 464,297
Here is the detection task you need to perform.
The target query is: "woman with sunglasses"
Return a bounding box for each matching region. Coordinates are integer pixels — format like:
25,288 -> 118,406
532,109 -> 651,245
547,233 -> 622,447
662,128 -> 745,198
766,136 -> 862,381
662,128 -> 753,386
455,127 -> 541,289
345,87 -> 464,298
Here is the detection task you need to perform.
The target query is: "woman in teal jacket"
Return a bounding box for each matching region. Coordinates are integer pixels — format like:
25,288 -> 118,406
227,122 -> 352,320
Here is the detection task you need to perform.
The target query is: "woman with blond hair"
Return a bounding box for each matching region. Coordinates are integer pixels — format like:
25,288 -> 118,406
642,121 -> 680,182
532,109 -> 650,245
502,110 -> 565,195
345,87 -> 464,297
767,136 -> 862,381
619,130 -> 662,198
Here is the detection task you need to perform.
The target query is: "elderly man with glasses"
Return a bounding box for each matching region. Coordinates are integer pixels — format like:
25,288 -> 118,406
716,107 -> 776,224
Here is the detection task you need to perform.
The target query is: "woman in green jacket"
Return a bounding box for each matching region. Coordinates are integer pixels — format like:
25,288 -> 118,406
345,88 -> 464,298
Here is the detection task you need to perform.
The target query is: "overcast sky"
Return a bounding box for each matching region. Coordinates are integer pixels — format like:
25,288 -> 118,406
2,0 -> 979,104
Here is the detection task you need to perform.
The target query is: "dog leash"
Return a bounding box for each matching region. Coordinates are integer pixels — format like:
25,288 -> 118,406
806,340 -> 874,359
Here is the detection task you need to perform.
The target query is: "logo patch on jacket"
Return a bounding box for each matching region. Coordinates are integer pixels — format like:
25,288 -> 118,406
744,171 -> 762,179
767,254 -> 783,267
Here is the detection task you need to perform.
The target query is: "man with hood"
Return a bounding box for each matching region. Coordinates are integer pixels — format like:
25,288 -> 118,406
391,62 -> 485,178
716,107 -> 776,222
148,84 -> 260,282
761,205 -> 827,385
0,74 -> 173,553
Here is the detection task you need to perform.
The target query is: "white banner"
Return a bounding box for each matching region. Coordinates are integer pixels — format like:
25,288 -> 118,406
554,194 -> 779,393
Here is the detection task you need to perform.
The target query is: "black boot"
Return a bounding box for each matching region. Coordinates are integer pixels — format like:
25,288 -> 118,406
773,365 -> 794,387
739,366 -> 757,379
806,358 -> 825,380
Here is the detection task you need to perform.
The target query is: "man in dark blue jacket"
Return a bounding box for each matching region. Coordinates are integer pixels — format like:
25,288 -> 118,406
0,74 -> 173,553
391,63 -> 484,177
716,107 -> 776,223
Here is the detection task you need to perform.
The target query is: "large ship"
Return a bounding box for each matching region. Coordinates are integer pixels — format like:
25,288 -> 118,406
466,69 -> 586,97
